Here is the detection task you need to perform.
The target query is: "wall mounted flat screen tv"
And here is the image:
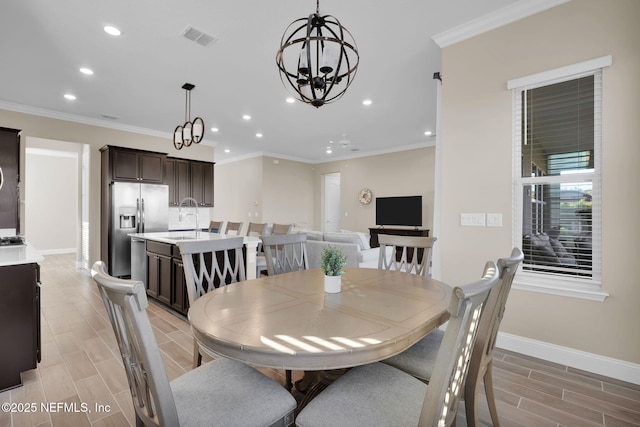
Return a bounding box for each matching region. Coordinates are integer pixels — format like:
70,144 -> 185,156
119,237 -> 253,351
375,196 -> 422,227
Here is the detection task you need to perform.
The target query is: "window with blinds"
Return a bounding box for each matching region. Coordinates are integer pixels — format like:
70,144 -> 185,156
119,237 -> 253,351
513,70 -> 602,288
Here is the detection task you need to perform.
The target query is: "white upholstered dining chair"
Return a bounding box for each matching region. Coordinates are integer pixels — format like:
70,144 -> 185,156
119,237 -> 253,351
91,261 -> 296,427
177,237 -> 246,368
377,234 -> 438,277
295,261 -> 500,427
381,248 -> 524,427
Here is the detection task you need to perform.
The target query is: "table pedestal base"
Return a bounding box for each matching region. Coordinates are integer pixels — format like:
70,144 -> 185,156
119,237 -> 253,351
295,369 -> 349,414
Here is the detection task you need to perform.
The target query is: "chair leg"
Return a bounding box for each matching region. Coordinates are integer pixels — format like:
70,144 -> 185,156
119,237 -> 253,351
483,361 -> 501,427
464,365 -> 481,427
193,339 -> 202,368
285,369 -> 293,391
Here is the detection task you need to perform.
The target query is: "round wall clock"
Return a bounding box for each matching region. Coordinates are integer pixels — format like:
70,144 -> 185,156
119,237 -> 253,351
358,188 -> 372,205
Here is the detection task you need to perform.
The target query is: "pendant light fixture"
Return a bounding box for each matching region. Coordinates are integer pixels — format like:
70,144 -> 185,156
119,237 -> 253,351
173,83 -> 205,150
276,0 -> 359,108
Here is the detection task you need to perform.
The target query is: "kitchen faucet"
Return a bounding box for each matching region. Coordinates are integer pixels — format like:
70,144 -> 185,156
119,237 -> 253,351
178,197 -> 200,236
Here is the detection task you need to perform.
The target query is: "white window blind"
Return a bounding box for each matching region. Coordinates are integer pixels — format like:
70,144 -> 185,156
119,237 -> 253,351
511,64 -> 605,300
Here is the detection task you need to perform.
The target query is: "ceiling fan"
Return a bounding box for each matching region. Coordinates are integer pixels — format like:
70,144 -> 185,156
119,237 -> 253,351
337,134 -> 359,151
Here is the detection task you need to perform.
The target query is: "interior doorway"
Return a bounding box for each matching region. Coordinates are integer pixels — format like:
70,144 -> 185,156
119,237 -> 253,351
323,172 -> 341,232
25,137 -> 89,269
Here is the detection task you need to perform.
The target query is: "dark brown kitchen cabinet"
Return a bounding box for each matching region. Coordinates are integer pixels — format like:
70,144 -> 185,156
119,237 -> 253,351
146,241 -> 172,305
190,160 -> 214,207
165,158 -> 191,206
166,158 -> 214,207
145,241 -> 189,316
104,146 -> 166,183
0,128 -> 20,230
0,262 -> 40,392
171,245 -> 189,316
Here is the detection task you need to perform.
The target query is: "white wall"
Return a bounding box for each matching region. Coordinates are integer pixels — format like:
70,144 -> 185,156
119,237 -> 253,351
24,148 -> 78,253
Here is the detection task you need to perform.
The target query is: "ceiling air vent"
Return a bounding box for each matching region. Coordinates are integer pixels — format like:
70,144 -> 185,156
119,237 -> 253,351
183,26 -> 217,47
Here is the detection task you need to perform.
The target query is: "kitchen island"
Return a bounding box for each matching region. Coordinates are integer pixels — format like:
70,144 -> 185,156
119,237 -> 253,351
0,241 -> 44,391
128,231 -> 259,316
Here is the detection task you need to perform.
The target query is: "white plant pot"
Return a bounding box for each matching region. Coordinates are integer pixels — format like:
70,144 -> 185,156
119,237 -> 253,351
324,275 -> 342,293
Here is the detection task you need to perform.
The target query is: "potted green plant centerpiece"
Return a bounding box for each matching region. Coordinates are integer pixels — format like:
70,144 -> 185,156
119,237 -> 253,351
320,246 -> 347,293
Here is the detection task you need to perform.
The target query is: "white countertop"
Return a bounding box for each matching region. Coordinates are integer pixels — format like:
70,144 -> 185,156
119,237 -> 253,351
128,231 -> 259,246
0,242 -> 44,267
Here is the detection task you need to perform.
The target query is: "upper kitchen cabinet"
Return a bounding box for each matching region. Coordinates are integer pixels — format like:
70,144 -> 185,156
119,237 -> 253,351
102,146 -> 166,183
190,161 -> 214,207
166,158 -> 214,207
0,128 -> 20,230
165,158 -> 191,206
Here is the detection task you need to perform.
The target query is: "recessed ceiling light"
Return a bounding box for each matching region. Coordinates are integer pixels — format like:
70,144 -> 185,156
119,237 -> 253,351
79,67 -> 94,75
242,114 -> 251,121
210,127 -> 219,132
256,133 -> 263,138
224,149 -> 230,153
362,99 -> 372,106
286,97 -> 295,104
326,148 -> 332,154
424,131 -> 432,136
104,26 -> 121,36
64,94 -> 76,100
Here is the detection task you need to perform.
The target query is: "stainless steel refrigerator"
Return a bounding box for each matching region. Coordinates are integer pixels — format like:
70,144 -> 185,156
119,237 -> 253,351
110,182 -> 168,277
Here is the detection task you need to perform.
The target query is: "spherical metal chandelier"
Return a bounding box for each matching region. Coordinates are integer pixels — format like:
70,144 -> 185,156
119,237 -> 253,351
276,0 -> 359,108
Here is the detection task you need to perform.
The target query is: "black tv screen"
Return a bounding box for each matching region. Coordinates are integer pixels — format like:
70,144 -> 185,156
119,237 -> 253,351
376,196 -> 422,227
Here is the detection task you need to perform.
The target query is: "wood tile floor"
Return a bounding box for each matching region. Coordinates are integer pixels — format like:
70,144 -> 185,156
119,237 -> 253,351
1,253 -> 638,426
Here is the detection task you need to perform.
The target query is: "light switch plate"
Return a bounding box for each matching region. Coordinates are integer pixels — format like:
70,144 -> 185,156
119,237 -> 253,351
460,213 -> 486,226
487,213 -> 503,227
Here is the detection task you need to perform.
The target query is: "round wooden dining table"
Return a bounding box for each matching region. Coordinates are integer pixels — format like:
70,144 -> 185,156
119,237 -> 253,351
188,267 -> 452,372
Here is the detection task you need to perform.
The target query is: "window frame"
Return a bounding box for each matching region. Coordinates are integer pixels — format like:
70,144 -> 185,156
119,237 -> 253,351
509,56 -> 611,302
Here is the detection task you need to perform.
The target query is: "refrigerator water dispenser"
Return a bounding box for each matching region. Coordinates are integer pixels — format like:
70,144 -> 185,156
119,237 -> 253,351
119,207 -> 137,229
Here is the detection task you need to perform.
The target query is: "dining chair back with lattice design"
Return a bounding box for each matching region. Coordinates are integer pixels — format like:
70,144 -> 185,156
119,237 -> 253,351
90,261 -> 296,427
295,262 -> 499,427
261,233 -> 308,276
464,247 -> 523,427
208,220 -> 226,234
176,237 -> 246,367
260,232 -> 308,391
379,248 -> 524,427
378,234 -> 438,277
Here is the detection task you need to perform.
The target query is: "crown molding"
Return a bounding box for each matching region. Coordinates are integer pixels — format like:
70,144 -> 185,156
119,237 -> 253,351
0,100 -> 215,147
432,0 -> 571,48
214,140 -> 436,166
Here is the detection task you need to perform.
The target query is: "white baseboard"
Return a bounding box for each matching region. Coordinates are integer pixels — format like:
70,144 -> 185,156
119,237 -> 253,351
496,332 -> 640,385
38,248 -> 76,255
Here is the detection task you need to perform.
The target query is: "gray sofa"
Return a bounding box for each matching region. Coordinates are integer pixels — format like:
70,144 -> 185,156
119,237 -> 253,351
301,231 -> 392,269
